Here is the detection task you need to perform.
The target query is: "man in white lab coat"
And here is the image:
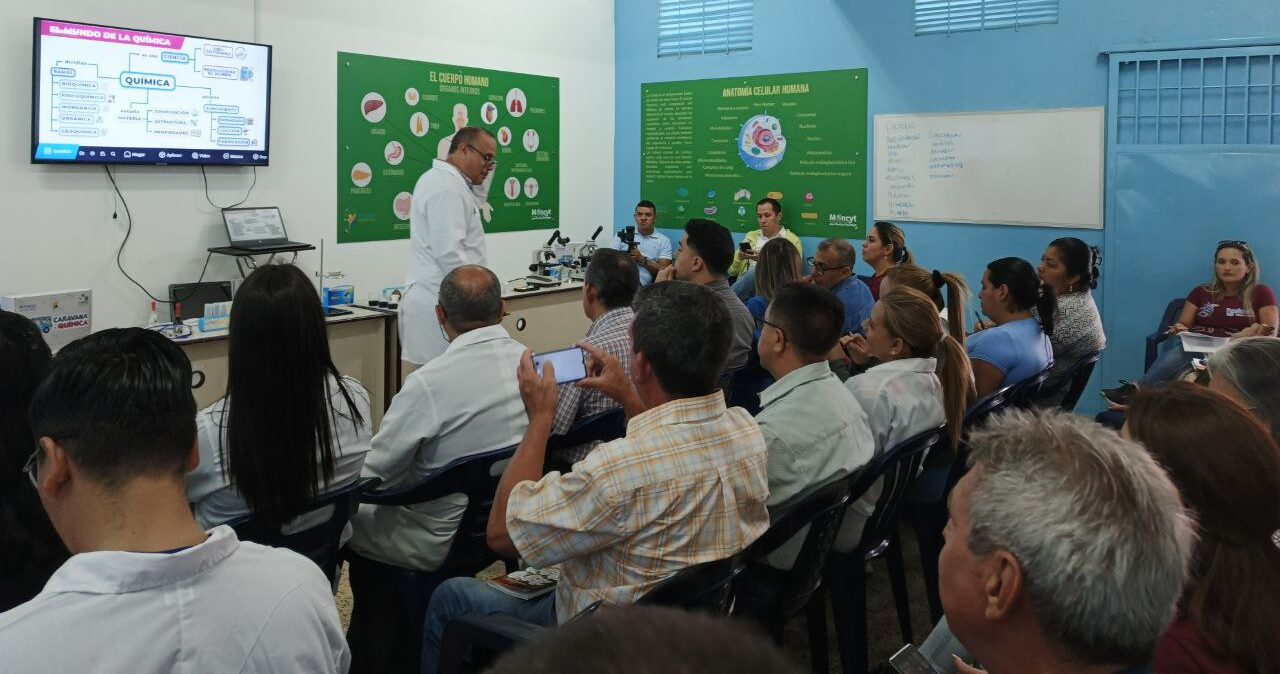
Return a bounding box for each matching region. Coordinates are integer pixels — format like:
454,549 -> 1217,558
401,126 -> 497,366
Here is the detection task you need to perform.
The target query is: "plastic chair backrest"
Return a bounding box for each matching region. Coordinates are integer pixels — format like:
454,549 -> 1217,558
744,477 -> 853,615
1005,365 -> 1053,410
637,556 -> 745,615
943,389 -> 1013,493
1034,351 -> 1103,411
546,408 -> 626,453
851,425 -> 945,558
1146,298 -> 1186,371
227,475 -> 380,586
360,443 -> 519,570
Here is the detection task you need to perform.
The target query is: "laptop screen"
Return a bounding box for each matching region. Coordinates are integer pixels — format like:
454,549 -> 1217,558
224,207 -> 287,244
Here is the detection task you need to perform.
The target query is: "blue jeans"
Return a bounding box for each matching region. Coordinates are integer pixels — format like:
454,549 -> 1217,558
732,267 -> 757,302
1139,342 -> 1194,385
421,577 -> 557,674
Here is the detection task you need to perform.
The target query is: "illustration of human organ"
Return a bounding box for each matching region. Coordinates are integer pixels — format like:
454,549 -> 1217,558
364,99 -> 383,116
393,192 -> 412,220
738,114 -> 787,171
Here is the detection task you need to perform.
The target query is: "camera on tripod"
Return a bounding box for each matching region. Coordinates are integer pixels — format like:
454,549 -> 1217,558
617,225 -> 637,249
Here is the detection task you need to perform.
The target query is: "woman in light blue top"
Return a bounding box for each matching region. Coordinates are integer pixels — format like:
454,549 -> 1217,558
968,257 -> 1056,398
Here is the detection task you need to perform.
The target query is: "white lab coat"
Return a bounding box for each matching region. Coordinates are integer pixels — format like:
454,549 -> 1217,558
0,526 -> 350,672
400,159 -> 491,365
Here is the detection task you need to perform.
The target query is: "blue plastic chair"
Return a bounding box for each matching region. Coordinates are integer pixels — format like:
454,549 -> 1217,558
344,444 -> 519,674
1033,351 -> 1103,412
738,477 -> 854,673
1146,298 -> 1187,372
1005,364 -> 1054,410
226,475 -> 380,590
817,425 -> 946,674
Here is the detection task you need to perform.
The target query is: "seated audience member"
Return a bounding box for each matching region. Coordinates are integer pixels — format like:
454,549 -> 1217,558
729,197 -> 802,301
745,238 -> 803,330
969,257 -> 1055,398
734,238 -> 803,410
550,249 -> 638,464
1126,384 -> 1280,674
485,605 -> 804,674
1036,238 -> 1106,403
860,221 -> 914,299
344,265 -> 527,670
938,410 -> 1194,674
0,310 -> 67,612
656,219 -> 754,375
187,263 -> 371,528
753,283 -> 874,568
611,200 -> 672,287
1206,336 -> 1280,443
0,328 -> 348,671
837,287 -> 973,547
808,238 -> 874,337
421,281 -> 770,674
881,264 -> 970,340
1104,239 -> 1276,405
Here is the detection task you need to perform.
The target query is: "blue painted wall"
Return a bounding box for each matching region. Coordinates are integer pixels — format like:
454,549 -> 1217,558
615,0 -> 1280,414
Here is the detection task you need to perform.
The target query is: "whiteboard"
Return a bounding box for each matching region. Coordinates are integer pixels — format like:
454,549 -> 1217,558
873,107 -> 1104,229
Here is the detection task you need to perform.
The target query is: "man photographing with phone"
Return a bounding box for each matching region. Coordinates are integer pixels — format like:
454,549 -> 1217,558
420,281 -> 771,673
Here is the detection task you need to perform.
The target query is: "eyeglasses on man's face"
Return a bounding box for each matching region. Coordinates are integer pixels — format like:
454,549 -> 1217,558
806,256 -> 850,275
754,315 -> 784,337
23,446 -> 41,490
466,143 -> 496,165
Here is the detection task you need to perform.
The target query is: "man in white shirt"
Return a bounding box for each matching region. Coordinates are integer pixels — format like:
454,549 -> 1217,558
349,265 -> 528,570
401,127 -> 498,367
347,265 -> 527,672
0,328 -> 348,672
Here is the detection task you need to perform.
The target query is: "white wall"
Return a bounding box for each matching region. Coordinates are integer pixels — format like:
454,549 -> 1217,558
1,0 -> 615,329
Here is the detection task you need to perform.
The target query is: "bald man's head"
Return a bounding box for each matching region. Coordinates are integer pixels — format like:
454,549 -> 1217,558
438,265 -> 503,332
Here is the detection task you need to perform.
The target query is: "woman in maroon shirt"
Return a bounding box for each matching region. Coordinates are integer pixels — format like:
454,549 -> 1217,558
1126,383 -> 1280,674
1105,240 -> 1277,404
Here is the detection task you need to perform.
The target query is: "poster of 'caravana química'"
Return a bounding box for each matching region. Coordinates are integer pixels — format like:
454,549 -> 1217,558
641,69 -> 867,238
337,52 -> 559,243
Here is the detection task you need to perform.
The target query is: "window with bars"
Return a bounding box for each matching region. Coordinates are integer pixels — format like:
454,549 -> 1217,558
658,0 -> 753,57
1115,51 -> 1280,145
914,0 -> 1057,36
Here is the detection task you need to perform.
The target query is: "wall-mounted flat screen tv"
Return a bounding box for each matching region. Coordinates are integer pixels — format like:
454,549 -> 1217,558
32,18 -> 272,166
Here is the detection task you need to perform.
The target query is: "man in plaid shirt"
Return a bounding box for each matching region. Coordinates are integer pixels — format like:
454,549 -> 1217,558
422,281 -> 771,674
550,249 -> 639,465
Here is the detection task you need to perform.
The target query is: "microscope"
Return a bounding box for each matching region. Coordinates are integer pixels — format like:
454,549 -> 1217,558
528,227 -> 606,282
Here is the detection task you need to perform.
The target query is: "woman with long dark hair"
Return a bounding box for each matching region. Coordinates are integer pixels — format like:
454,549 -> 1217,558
0,310 -> 68,611
1127,383 -> 1280,673
968,257 -> 1056,398
187,264 -> 371,527
1037,237 -> 1105,403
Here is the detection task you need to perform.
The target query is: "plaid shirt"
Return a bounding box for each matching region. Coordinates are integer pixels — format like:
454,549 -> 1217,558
551,306 -> 634,463
507,392 -> 771,623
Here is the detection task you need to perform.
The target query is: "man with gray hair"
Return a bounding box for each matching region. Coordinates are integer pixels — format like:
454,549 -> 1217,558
936,409 -> 1195,674
346,265 -> 528,669
809,238 -> 873,335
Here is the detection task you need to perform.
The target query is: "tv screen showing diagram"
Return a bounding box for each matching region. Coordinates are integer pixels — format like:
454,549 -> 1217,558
31,18 -> 272,166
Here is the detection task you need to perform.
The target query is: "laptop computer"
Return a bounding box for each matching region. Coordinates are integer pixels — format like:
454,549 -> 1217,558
222,206 -> 308,251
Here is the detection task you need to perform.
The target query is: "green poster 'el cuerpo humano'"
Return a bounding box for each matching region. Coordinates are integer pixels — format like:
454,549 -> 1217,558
337,52 -> 559,243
